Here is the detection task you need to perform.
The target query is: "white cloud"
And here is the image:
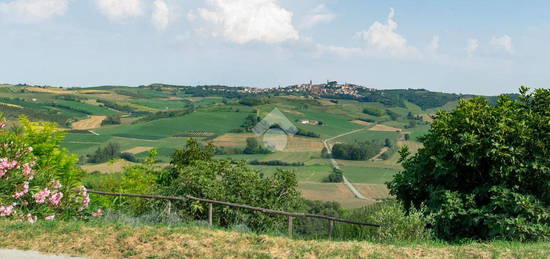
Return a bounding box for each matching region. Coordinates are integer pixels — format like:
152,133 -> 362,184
96,0 -> 144,21
152,0 -> 170,30
197,0 -> 299,44
0,0 -> 68,23
300,4 -> 335,29
490,35 -> 513,54
465,38 -> 479,57
427,35 -> 440,52
354,8 -> 419,57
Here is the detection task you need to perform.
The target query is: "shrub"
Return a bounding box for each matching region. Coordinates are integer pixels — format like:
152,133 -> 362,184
243,137 -> 271,154
388,87 -> 550,241
249,160 -> 304,166
162,160 -> 301,232
295,200 -> 342,237
87,142 -> 121,164
296,128 -> 320,138
335,201 -> 432,242
324,168 -> 343,183
332,141 -> 383,160
120,152 -> 138,162
241,114 -> 260,132
0,115 -> 91,222
101,114 -> 121,125
85,149 -> 162,216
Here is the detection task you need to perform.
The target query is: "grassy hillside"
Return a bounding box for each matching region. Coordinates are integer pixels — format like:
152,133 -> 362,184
1,83 -> 490,208
0,220 -> 547,258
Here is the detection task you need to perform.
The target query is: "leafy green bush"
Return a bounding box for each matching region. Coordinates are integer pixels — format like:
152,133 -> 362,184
0,115 -> 91,222
249,160 -> 304,166
162,159 -> 301,232
85,150 -> 162,215
87,142 -> 121,164
389,87 -> 550,241
323,168 -> 343,183
332,141 -> 383,160
101,114 -> 121,125
335,201 -> 432,242
296,128 -> 320,138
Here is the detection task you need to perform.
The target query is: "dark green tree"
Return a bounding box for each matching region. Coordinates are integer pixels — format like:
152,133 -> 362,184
171,138 -> 215,168
388,87 -> 550,241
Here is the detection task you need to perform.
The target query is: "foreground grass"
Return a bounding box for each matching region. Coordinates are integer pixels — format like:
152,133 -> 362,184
0,220 -> 548,259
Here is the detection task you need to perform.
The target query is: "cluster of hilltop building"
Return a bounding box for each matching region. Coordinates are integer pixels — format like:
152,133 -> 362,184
239,81 -> 375,97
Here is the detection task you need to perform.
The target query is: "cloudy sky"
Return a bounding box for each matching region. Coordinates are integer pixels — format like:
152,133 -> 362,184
1,0 -> 549,95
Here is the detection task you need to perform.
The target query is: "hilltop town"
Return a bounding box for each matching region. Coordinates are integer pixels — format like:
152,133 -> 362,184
239,81 -> 375,97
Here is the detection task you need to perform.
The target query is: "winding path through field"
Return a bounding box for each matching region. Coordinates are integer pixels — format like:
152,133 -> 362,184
322,128 -> 372,201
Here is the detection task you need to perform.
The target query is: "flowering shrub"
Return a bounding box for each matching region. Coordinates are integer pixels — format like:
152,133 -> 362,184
0,115 -> 91,222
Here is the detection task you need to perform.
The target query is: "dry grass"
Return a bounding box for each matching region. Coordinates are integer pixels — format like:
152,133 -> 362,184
72,116 -> 107,130
353,184 -> 392,200
369,124 -> 402,132
81,160 -> 136,174
350,120 -> 372,126
123,146 -> 153,154
299,182 -> 374,208
281,109 -> 304,115
0,220 -> 546,259
212,134 -> 323,152
212,133 -> 256,147
0,102 -> 23,109
284,136 -> 324,152
26,87 -> 72,94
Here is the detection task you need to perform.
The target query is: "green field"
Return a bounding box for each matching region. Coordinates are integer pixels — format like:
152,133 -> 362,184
56,100 -> 116,116
252,164 -> 332,182
333,130 -> 400,144
129,99 -> 190,110
95,111 -> 249,140
5,83 -> 465,210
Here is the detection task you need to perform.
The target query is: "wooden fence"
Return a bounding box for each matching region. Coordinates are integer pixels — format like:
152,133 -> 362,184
87,190 -> 380,238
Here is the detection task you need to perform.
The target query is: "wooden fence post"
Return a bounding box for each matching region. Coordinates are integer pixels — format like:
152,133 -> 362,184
288,216 -> 293,237
328,220 -> 334,238
208,203 -> 213,227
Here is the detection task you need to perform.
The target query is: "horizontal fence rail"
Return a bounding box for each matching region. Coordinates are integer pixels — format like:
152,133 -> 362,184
87,189 -> 380,238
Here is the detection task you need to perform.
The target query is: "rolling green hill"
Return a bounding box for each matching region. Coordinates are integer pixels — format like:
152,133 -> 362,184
0,83 -> 503,208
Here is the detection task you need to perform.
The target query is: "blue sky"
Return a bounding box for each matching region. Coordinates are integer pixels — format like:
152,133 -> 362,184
1,0 -> 549,95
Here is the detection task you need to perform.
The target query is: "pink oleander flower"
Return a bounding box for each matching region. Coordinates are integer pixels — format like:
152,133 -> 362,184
13,181 -> 30,199
33,188 -> 51,204
82,195 -> 90,209
45,215 -> 55,220
27,214 -> 37,224
0,205 -> 14,217
92,208 -> 103,217
22,163 -> 33,179
48,191 -> 63,206
0,123 -> 5,129
76,186 -> 90,210
0,158 -> 17,177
